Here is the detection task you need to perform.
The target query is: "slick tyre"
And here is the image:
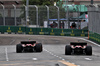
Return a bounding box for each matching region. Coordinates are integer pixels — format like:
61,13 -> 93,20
35,43 -> 43,52
85,46 -> 92,55
65,45 -> 72,55
16,44 -> 23,53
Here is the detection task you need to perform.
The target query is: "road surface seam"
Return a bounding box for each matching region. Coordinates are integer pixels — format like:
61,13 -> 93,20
10,40 -> 15,45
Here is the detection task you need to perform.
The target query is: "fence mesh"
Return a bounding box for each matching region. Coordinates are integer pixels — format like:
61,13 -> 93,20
87,5 -> 100,34
0,5 -> 87,29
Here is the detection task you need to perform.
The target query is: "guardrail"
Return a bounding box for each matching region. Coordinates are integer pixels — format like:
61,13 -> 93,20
0,26 -> 88,37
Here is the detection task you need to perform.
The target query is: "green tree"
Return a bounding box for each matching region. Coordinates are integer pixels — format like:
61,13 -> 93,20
22,0 -> 60,6
21,0 -> 65,26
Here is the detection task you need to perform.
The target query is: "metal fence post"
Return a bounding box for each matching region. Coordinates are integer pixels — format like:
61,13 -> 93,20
86,5 -> 91,31
24,5 -> 29,26
23,5 -> 27,26
67,6 -> 69,29
45,5 -> 49,28
76,6 -> 80,29
34,5 -> 38,27
98,5 -> 100,33
26,0 -> 29,26
1,4 -> 5,26
12,4 -> 16,26
26,0 -> 29,17
55,6 -> 59,28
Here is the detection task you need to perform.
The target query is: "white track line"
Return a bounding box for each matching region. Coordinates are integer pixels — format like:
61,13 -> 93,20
32,58 -> 37,61
77,65 -> 80,66
72,37 -> 100,47
5,47 -> 9,61
79,38 -> 100,46
43,48 -> 79,66
85,58 -> 92,61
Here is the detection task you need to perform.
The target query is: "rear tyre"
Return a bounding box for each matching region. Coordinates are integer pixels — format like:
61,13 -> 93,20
65,45 -> 72,55
85,46 -> 92,55
16,44 -> 23,53
35,43 -> 43,52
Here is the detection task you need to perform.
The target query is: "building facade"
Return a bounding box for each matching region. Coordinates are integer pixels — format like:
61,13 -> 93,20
0,0 -> 23,25
0,0 -> 23,5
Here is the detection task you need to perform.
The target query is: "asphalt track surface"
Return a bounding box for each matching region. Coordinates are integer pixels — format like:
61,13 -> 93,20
0,34 -> 100,66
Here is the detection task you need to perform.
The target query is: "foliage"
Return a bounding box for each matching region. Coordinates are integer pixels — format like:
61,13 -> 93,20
20,0 -> 66,26
22,0 -> 60,6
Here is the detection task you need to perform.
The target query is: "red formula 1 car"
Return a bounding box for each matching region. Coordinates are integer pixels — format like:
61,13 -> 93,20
65,42 -> 92,55
16,41 -> 43,53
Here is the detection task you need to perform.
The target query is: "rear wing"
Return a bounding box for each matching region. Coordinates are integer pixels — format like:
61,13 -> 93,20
70,42 -> 87,46
21,41 -> 36,44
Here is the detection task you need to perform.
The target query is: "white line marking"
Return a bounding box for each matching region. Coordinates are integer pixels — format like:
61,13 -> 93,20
67,61 -> 69,62
77,65 -> 80,66
54,55 -> 57,57
46,50 -> 49,52
43,48 -> 45,50
85,58 -> 92,61
32,58 -> 37,61
62,59 -> 65,60
51,53 -> 54,55
45,50 -> 47,51
72,63 -> 75,64
44,48 -> 80,66
49,52 -> 52,54
44,49 -> 65,61
56,56 -> 59,57
59,57 -> 63,59
78,38 -> 100,47
5,47 -> 9,61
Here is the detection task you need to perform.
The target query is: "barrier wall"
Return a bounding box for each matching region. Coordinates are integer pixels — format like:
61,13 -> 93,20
0,26 -> 26,34
89,31 -> 100,44
0,26 -> 88,37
